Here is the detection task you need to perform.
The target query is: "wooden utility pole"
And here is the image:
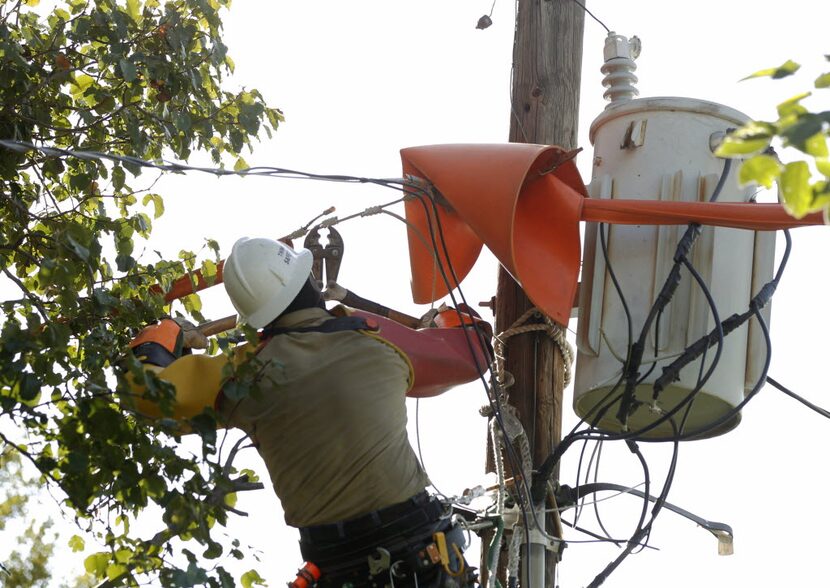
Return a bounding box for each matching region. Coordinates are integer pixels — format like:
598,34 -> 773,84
487,0 -> 585,585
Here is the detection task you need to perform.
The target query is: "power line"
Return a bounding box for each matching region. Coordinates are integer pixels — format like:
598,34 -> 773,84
0,139 -> 404,188
569,0 -> 611,34
767,376 -> 830,420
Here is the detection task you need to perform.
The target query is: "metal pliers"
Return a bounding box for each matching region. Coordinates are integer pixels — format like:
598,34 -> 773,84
303,226 -> 344,289
302,227 -> 423,328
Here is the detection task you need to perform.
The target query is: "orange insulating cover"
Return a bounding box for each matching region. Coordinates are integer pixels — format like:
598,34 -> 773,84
402,143 -> 589,327
401,143 -> 826,327
128,318 -> 180,353
351,310 -> 490,398
580,199 -> 825,229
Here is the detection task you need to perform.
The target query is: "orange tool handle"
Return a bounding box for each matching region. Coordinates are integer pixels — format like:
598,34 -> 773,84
288,562 -> 321,588
149,261 -> 226,303
339,289 -> 422,329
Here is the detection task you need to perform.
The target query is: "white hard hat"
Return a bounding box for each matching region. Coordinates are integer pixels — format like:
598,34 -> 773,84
223,237 -> 314,328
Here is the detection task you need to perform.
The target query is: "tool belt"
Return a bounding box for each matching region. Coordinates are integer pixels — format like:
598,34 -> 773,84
298,492 -> 473,587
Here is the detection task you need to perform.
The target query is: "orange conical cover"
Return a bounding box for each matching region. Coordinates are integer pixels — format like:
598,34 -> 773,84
402,143 -> 590,326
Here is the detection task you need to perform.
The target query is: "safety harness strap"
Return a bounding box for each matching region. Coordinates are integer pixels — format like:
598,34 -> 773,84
261,315 -> 379,340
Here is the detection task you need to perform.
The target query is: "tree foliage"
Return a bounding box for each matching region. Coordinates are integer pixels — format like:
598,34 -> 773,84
0,0 -> 281,585
716,57 -> 830,219
0,449 -> 96,587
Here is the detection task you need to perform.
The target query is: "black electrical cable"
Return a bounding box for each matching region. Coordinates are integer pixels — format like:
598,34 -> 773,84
639,228 -> 790,442
581,223 -> 634,427
538,223 -> 631,490
615,223 -> 701,423
589,441 -> 617,542
635,311 -> 663,385
570,253 -> 725,444
767,376 -> 830,420
568,0 -> 611,33
585,437 -> 654,588
533,266 -> 719,497
423,192 -> 547,553
615,157 -> 732,425
666,304 -> 773,442
572,438 -> 593,526
651,224 -> 790,402
406,184 -> 537,553
587,417 -> 681,588
405,181 -> 556,572
561,482 -> 733,543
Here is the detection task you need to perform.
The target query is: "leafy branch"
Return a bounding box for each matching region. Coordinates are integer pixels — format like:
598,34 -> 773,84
716,57 -> 830,219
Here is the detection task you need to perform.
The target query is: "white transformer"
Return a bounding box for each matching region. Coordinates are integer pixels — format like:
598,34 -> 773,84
573,35 -> 775,439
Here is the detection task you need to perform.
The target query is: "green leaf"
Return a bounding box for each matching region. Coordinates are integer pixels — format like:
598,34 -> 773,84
70,74 -> 94,98
112,165 -> 126,191
94,95 -> 116,115
779,113 -> 824,151
805,132 -> 829,158
120,58 -> 138,83
68,535 -> 86,552
776,92 -> 811,118
142,193 -> 165,219
106,563 -> 128,581
715,135 -> 771,157
126,0 -> 142,23
115,549 -> 133,564
742,59 -> 801,81
241,569 -> 266,588
739,154 -> 781,188
174,112 -> 192,132
233,157 -> 249,172
203,541 -> 223,559
84,552 -> 109,577
239,468 -> 259,483
201,258 -> 218,284
815,72 -> 830,89
780,161 -> 813,218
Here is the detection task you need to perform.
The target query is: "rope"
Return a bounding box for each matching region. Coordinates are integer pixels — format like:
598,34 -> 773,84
493,307 -> 574,390
487,418 -> 507,588
500,406 -> 533,487
506,527 -> 523,583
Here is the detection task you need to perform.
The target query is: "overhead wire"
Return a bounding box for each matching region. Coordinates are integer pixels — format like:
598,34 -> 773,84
767,376 -> 830,420
568,0 -> 611,34
413,185 -> 539,551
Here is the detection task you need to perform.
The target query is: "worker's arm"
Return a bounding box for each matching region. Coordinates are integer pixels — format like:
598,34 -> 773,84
124,318 -> 252,420
350,306 -> 493,398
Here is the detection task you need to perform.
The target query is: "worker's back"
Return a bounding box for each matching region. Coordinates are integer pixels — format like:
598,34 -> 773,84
220,307 -> 430,527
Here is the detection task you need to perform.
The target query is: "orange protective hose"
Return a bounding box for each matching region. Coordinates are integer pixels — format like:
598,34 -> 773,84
581,199 -> 825,230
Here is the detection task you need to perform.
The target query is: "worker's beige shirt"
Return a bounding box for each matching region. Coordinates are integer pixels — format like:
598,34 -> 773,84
218,307 -> 430,527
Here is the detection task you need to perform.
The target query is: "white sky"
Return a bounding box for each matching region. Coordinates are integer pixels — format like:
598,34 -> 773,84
27,1 -> 830,587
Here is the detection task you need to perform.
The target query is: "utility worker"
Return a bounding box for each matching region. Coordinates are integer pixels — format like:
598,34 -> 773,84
126,237 -> 491,587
